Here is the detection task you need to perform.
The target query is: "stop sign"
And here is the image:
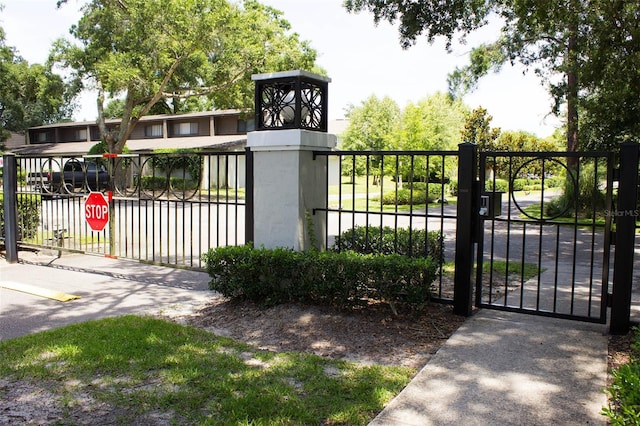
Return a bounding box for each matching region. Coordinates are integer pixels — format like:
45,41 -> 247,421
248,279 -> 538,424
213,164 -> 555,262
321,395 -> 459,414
84,192 -> 109,231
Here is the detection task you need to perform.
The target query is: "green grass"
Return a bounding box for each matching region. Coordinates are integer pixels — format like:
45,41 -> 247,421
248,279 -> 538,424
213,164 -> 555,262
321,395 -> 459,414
200,187 -> 246,200
328,176 -> 396,196
0,315 -> 414,425
520,203 -> 610,227
484,260 -> 545,280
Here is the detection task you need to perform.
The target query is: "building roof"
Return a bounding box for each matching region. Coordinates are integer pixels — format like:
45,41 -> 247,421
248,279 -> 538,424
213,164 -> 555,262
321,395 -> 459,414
3,132 -> 26,149
28,109 -> 245,130
9,135 -> 247,155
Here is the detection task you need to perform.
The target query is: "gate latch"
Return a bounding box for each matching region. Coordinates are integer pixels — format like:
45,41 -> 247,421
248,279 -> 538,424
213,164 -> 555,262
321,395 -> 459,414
479,195 -> 489,217
479,192 -> 503,217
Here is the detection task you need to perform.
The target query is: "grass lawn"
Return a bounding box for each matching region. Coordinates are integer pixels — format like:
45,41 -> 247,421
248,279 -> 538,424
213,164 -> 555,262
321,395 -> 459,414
0,315 -> 414,425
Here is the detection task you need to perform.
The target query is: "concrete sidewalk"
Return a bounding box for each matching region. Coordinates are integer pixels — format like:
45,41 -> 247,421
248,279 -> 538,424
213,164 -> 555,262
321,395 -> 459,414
369,310 -> 609,425
0,251 -> 213,341
0,252 -> 612,425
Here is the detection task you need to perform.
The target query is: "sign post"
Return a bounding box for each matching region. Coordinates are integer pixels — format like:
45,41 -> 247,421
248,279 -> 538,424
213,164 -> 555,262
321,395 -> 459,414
84,191 -> 109,232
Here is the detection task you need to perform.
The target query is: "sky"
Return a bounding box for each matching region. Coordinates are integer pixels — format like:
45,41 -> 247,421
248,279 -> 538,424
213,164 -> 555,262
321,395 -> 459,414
0,0 -> 562,137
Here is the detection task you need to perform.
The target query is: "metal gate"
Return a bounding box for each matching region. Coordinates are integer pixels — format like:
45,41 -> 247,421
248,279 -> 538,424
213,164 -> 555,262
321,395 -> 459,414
475,151 -> 614,323
11,151 -> 250,270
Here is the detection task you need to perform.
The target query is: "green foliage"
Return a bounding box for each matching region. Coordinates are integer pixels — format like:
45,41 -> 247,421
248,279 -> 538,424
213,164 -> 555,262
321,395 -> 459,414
346,0 -> 640,151
0,27 -> 78,136
0,193 -> 41,241
332,226 -> 444,265
378,183 -> 448,206
139,176 -> 169,190
398,92 -> 468,152
460,106 -> 501,149
485,178 -> 509,193
380,188 -> 428,206
151,149 -> 202,184
340,95 -> 401,152
545,162 -> 606,218
53,0 -> 319,153
603,330 -> 640,424
203,245 -> 438,313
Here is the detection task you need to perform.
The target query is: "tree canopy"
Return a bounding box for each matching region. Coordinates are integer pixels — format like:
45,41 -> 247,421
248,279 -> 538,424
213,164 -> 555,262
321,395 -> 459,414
53,0 -> 320,153
398,92 -> 468,151
0,21 -> 77,143
345,0 -> 640,152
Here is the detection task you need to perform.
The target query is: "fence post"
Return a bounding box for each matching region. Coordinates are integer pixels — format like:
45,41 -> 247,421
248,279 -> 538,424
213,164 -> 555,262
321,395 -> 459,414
3,153 -> 19,263
244,147 -> 254,245
610,141 -> 640,334
453,143 -> 478,316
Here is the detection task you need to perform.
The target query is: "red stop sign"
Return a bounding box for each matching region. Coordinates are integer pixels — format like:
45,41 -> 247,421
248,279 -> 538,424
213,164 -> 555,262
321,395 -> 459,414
84,192 -> 109,231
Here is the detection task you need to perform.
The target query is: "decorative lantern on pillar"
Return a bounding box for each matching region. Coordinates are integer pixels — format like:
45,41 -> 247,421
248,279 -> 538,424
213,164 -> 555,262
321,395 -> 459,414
253,70 -> 330,132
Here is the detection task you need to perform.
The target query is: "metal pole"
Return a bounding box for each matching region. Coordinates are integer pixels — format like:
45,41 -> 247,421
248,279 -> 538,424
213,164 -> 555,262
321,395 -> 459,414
3,154 -> 19,263
610,142 -> 640,334
453,143 -> 478,316
244,147 -> 254,245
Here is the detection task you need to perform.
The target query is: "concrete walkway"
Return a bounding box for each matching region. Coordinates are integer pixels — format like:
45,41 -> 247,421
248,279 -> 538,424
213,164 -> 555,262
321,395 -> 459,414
0,251 -> 213,341
369,310 -> 609,425
0,252 -> 615,425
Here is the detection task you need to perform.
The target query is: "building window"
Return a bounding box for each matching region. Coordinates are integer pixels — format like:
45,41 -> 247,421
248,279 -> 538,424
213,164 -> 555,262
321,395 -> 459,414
35,132 -> 49,143
145,124 -> 163,137
237,119 -> 255,133
173,122 -> 198,136
74,128 -> 87,141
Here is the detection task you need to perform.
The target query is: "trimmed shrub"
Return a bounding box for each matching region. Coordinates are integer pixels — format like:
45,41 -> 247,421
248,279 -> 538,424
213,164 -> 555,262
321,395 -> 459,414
379,183 -> 449,206
485,178 -> 509,193
0,193 -> 41,241
140,175 -> 169,190
380,188 -> 427,206
202,245 -> 438,314
332,226 -> 444,265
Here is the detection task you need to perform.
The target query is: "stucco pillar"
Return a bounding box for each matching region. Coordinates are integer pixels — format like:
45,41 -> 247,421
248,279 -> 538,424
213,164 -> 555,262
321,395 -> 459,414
246,129 -> 336,251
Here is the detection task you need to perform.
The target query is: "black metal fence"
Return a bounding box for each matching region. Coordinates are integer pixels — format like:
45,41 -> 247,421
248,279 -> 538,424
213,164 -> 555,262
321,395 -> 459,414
6,150 -> 250,269
312,150 -> 459,304
3,142 -> 639,332
476,151 -> 614,323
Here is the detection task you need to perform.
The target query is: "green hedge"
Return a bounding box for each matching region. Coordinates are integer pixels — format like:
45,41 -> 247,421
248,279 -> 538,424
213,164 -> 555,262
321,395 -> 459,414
379,183 -> 449,206
0,193 -> 41,241
202,245 -> 438,314
332,226 -> 444,264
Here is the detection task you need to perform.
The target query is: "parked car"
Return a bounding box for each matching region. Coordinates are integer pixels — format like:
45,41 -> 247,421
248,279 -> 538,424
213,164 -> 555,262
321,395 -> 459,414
27,159 -> 110,194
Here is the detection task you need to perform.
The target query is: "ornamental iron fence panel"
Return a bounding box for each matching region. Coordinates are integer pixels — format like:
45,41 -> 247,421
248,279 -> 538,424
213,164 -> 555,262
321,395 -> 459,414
9,150 -> 250,270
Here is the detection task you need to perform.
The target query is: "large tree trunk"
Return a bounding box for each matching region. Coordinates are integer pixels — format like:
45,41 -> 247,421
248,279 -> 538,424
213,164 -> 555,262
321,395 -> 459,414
566,21 -> 579,168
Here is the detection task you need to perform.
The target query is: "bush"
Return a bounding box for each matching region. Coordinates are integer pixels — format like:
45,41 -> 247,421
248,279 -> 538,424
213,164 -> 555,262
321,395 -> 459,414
332,226 -> 444,264
545,165 -> 606,218
449,179 -> 458,196
603,330 -> 640,423
0,193 -> 41,241
202,245 -> 438,314
140,175 -> 169,190
485,178 -> 509,193
379,183 -> 449,206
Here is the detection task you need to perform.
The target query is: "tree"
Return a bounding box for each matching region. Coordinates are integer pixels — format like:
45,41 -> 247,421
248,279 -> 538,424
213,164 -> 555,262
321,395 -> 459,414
399,92 -> 468,152
53,0 -> 319,154
460,107 -> 501,151
578,0 -> 640,151
345,0 -> 638,153
0,22 -> 77,143
340,95 -> 401,182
